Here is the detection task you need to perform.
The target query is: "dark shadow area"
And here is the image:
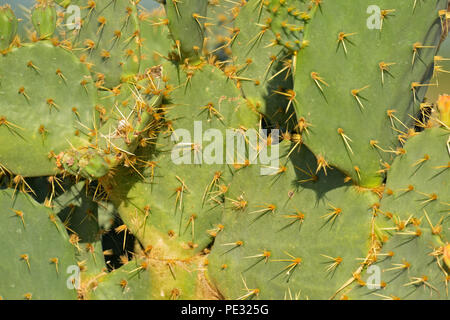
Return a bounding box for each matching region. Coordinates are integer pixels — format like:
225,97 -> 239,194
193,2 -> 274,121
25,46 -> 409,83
288,143 -> 347,204
262,54 -> 297,132
102,215 -> 137,271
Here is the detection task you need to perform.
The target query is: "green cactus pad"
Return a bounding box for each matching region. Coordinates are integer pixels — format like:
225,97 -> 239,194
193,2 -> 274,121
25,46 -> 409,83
343,227 -> 449,300
139,8 -> 172,71
85,258 -> 152,299
60,77 -> 162,180
230,0 -> 302,130
208,141 -> 378,299
86,255 -> 213,300
0,0 -> 447,302
31,1 -> 57,40
265,0 -> 310,52
105,61 -> 259,258
0,188 -> 78,300
54,181 -> 107,279
164,0 -> 208,62
70,0 -> 141,88
294,0 -> 447,187
204,0 -> 234,57
0,40 -> 98,177
377,127 -> 449,239
54,0 -> 72,8
0,5 -> 18,51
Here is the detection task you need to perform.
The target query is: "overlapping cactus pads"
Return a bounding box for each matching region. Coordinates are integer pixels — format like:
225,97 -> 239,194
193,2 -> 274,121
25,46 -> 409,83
0,0 -> 448,300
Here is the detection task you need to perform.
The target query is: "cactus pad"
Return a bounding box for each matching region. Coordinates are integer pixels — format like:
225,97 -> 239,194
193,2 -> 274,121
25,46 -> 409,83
294,0 -> 447,187
0,188 -> 78,300
208,141 -> 378,299
0,40 -> 98,177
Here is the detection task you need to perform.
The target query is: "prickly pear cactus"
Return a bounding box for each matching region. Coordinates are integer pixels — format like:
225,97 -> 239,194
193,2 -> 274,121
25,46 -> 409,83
0,0 -> 449,301
0,5 -> 18,51
104,61 -> 259,259
342,228 -> 448,300
229,0 -> 300,129
294,0 -> 447,187
0,39 -> 99,176
0,1 -> 162,180
67,0 -> 142,88
164,0 -> 208,62
378,126 -> 449,238
85,255 -> 214,300
208,141 -> 379,300
0,189 -> 79,300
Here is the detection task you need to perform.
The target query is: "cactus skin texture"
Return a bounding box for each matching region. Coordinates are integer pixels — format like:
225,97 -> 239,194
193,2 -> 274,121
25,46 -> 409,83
54,0 -> 71,8
68,0 -> 141,88
343,228 -> 448,300
0,40 -> 99,177
378,126 -> 449,240
54,182 -> 108,280
0,1 -> 162,179
339,124 -> 449,300
229,0 -> 300,129
139,7 -> 172,70
85,255 -> 214,300
164,0 -> 208,63
294,0 -> 447,188
32,1 -> 57,39
208,141 -> 378,300
0,5 -> 18,51
0,189 -> 78,300
104,61 -> 259,259
0,0 -> 448,301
